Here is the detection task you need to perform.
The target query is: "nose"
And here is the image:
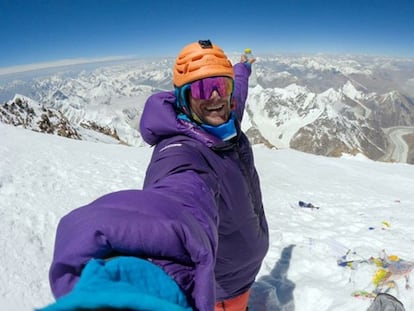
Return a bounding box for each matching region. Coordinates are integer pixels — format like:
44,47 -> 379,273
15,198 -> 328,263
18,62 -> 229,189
209,90 -> 220,99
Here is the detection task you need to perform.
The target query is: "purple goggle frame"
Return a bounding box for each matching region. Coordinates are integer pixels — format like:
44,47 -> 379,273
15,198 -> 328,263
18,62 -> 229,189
189,76 -> 234,100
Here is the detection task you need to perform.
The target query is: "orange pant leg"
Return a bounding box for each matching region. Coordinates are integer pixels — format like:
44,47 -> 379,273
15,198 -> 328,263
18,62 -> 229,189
215,290 -> 250,311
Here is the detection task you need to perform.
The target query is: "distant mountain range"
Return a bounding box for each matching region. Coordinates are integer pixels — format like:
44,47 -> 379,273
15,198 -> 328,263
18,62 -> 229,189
1,54 -> 414,164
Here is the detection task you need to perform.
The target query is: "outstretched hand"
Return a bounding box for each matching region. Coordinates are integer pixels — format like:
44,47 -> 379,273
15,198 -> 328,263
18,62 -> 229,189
240,54 -> 256,64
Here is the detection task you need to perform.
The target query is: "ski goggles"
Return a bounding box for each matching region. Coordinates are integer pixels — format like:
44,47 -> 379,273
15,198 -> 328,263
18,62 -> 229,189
188,76 -> 234,100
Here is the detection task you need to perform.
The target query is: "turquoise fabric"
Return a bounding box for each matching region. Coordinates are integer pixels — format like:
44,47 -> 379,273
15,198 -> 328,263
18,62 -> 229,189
38,257 -> 192,311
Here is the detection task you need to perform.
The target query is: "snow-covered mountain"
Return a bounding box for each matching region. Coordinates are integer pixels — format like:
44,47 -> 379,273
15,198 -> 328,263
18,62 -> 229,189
245,82 -> 414,163
0,94 -> 128,144
1,54 -> 414,163
244,55 -> 414,163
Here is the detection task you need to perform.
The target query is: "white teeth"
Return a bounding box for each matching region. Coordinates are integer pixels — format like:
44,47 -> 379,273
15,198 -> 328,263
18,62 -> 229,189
206,104 -> 224,111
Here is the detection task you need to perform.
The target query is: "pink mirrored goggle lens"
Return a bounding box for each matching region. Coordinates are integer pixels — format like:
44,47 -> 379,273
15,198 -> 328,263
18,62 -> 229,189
190,77 -> 233,100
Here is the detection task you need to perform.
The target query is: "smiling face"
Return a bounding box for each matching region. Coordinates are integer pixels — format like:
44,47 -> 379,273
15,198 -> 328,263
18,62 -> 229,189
188,90 -> 232,126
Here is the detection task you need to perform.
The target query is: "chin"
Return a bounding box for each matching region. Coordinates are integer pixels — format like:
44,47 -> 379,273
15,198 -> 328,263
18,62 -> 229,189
208,118 -> 227,126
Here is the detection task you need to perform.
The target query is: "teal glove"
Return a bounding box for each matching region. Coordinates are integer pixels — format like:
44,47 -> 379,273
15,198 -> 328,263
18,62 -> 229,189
38,257 -> 192,311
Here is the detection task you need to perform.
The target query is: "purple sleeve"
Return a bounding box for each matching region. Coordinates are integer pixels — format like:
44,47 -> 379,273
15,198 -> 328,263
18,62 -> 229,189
49,174 -> 218,311
232,62 -> 251,122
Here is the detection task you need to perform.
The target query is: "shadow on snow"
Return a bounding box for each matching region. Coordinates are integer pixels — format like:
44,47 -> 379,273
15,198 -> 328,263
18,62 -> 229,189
248,244 -> 296,311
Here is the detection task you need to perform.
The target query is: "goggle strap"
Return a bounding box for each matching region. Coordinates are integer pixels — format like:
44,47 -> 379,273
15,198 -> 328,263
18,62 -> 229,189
175,85 -> 191,115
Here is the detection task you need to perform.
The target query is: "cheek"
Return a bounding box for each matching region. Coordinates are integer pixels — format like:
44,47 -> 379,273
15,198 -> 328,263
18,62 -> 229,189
230,98 -> 236,110
189,99 -> 202,114
188,96 -> 197,110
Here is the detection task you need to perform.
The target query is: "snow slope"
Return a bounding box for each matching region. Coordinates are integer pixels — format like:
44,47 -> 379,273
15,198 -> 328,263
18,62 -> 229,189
1,123 -> 413,310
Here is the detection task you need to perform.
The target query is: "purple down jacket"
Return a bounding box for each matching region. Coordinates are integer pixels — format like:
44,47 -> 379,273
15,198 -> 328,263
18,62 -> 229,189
48,63 -> 269,311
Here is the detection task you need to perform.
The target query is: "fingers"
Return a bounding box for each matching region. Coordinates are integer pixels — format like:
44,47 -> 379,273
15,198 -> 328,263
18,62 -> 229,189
240,55 -> 256,64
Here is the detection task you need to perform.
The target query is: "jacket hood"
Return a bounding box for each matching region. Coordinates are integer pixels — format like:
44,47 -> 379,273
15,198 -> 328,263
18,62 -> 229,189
139,91 -> 222,147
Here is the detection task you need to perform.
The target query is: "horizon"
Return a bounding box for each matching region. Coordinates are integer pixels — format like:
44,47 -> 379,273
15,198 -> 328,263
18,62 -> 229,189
1,0 -> 414,69
1,50 -> 414,77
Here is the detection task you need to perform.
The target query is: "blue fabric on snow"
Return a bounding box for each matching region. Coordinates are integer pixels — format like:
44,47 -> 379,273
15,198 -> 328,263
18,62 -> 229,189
38,256 -> 191,311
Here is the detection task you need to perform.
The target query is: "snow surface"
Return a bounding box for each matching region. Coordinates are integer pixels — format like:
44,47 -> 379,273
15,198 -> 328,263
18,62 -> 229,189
1,123 -> 414,311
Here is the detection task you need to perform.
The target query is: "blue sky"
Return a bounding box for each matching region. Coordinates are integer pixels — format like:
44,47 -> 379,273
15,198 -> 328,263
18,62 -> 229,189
1,0 -> 414,68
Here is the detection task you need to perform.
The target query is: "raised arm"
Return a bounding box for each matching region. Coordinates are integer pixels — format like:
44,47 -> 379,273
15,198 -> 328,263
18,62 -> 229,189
232,62 -> 252,122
